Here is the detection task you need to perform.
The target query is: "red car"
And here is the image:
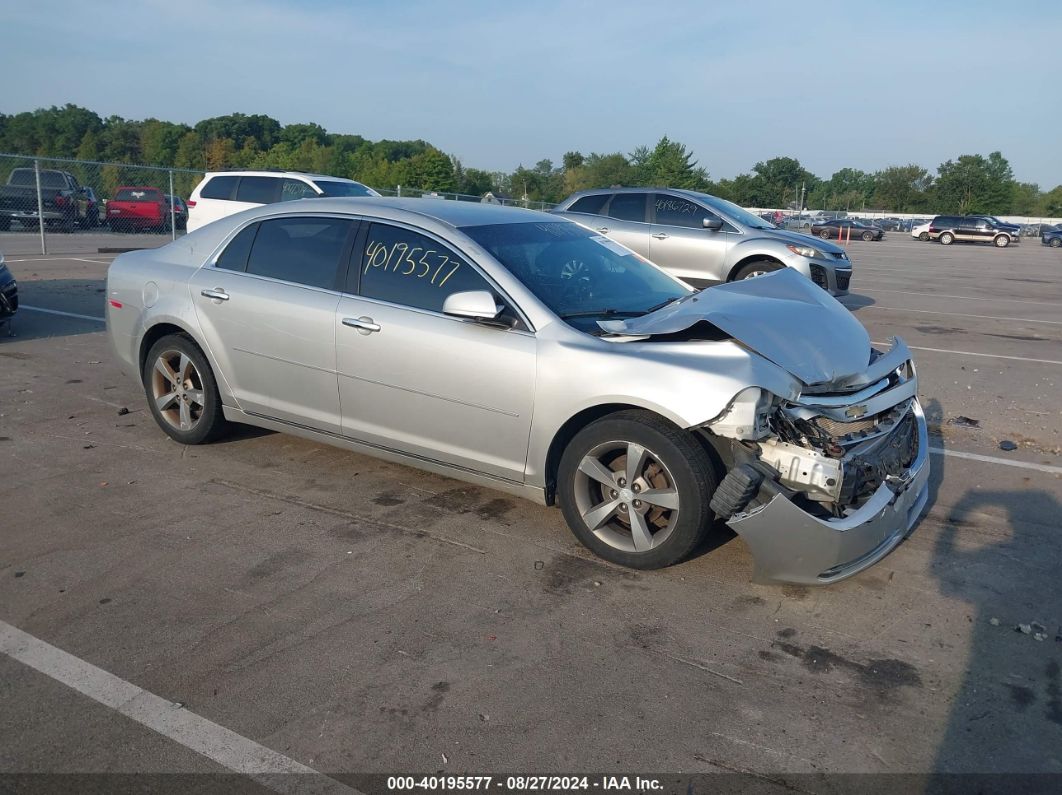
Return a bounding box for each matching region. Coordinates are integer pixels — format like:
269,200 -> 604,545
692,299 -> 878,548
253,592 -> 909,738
107,186 -> 170,232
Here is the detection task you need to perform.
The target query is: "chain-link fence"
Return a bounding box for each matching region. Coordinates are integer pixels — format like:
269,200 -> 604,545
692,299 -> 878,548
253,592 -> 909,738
0,153 -> 557,254
0,153 -> 206,253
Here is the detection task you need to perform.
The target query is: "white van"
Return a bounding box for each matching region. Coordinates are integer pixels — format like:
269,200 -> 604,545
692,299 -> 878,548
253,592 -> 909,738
186,171 -> 379,232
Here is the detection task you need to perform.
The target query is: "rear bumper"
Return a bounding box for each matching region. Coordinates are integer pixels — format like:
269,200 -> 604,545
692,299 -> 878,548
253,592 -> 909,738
726,401 -> 930,585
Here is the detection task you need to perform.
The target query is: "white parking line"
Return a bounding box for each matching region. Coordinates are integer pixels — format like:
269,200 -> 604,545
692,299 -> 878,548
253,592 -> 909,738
19,305 -> 105,322
853,287 -> 1062,308
930,448 -> 1062,476
856,304 -> 1062,326
871,341 -> 1062,366
0,620 -> 359,794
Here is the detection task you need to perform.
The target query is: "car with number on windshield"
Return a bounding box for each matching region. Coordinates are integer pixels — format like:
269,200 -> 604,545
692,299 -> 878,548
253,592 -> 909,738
106,198 -> 928,584
552,188 -> 852,296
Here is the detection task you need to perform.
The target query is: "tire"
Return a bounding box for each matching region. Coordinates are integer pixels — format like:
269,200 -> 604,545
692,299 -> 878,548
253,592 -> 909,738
862,231 -> 874,241
993,234 -> 1009,248
1050,237 -> 1061,248
939,232 -> 954,246
818,229 -> 831,239
918,232 -> 929,241
557,410 -> 718,569
143,334 -> 229,445
733,260 -> 783,281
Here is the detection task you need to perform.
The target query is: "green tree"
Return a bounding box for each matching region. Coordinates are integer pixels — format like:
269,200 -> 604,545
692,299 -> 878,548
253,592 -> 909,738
934,152 -> 1015,214
1011,182 -> 1040,215
871,165 -> 933,212
637,136 -> 709,189
1038,185 -> 1062,216
563,152 -> 634,193
409,147 -> 456,192
810,167 -> 874,210
747,157 -> 818,208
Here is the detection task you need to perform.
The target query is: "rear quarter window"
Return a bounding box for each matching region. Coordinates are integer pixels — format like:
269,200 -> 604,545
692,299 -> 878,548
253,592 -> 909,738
567,194 -> 610,215
200,176 -> 238,200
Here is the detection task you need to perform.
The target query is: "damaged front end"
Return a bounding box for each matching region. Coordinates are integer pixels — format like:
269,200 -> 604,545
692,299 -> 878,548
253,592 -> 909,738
703,338 -> 930,584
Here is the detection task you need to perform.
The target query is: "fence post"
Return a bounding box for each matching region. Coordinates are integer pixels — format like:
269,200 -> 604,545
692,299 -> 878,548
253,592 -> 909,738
397,184 -> 401,197
34,159 -> 47,255
169,170 -> 176,241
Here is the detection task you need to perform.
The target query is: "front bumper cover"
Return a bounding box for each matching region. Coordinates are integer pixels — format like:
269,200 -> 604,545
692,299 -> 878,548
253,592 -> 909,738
726,401 -> 930,585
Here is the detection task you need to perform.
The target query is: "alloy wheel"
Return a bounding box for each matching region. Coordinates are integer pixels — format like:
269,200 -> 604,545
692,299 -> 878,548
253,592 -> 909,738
572,440 -> 681,553
150,349 -> 206,432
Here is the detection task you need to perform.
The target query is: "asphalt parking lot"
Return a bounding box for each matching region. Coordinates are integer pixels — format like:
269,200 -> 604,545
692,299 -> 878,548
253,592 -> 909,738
1,230 -> 1060,791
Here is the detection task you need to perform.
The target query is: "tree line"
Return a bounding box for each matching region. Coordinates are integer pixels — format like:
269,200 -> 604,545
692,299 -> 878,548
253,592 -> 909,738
1,104 -> 1059,216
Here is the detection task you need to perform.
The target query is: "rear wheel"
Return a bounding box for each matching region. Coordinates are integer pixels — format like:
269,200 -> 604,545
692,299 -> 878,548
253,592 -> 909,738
143,334 -> 229,445
818,229 -> 832,239
939,232 -> 955,245
993,234 -> 1010,248
557,410 -> 718,569
733,260 -> 783,281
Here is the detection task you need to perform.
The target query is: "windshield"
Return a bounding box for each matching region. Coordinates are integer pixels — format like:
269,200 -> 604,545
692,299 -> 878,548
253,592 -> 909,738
686,192 -> 776,229
461,221 -> 691,333
313,180 -> 375,197
9,170 -> 68,189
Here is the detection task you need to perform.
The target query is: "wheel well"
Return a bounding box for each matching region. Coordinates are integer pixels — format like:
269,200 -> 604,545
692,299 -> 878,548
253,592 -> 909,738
726,255 -> 784,282
138,323 -> 192,374
543,403 -> 645,505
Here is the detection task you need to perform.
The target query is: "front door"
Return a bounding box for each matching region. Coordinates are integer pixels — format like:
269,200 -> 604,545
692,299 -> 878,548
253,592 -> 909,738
648,193 -> 733,284
189,215 -> 356,433
335,222 -> 536,483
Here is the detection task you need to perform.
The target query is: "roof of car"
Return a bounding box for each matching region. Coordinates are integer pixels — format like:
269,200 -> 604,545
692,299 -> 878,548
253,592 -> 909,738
204,170 -> 364,183
232,197 -> 554,229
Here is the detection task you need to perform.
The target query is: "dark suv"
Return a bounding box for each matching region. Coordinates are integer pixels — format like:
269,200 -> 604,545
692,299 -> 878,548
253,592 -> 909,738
928,216 -> 1015,247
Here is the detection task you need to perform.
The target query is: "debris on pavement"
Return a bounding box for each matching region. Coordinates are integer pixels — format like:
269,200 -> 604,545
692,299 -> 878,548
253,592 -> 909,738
998,440 -> 1018,451
948,416 -> 981,428
117,406 -> 129,415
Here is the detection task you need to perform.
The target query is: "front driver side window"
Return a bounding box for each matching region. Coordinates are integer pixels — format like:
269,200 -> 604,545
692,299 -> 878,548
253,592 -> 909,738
654,195 -> 712,229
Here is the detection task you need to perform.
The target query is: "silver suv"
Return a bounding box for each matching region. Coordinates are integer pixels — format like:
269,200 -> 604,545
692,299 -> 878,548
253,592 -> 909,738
552,188 -> 852,295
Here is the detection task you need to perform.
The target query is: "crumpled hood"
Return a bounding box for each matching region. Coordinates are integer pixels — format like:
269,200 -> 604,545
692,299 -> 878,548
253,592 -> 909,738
598,268 -> 871,385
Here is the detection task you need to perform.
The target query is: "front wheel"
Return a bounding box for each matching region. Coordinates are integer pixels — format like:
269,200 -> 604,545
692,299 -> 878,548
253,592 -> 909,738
862,231 -> 874,241
1050,237 -> 1062,248
939,232 -> 954,245
557,410 -> 718,569
993,234 -> 1010,248
733,260 -> 783,281
918,232 -> 929,241
143,334 -> 229,445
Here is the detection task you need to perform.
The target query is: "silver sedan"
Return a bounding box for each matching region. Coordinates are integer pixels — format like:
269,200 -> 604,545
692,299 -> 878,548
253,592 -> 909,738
106,198 -> 929,584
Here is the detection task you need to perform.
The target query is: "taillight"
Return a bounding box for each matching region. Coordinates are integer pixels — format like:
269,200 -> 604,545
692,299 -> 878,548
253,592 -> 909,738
54,194 -> 67,208
186,200 -> 196,208
108,299 -> 123,309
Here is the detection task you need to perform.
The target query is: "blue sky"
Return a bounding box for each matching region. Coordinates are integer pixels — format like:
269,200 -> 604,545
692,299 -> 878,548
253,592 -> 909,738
2,0 -> 1059,186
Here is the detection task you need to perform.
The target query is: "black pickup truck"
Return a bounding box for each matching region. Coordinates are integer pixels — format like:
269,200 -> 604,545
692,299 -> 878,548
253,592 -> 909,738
0,168 -> 90,231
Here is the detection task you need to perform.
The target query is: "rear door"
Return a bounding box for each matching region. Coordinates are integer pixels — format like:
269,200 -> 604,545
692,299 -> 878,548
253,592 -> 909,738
189,214 -> 357,433
648,192 -> 733,283
596,193 -> 650,257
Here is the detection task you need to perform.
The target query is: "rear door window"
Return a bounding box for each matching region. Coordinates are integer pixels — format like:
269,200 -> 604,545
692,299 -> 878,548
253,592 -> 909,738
607,193 -> 648,223
235,176 -> 281,204
215,224 -> 259,272
244,217 -> 354,289
200,176 -> 238,200
567,194 -> 610,215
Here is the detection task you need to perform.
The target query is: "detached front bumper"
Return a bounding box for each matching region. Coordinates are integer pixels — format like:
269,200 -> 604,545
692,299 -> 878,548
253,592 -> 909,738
726,401 -> 930,585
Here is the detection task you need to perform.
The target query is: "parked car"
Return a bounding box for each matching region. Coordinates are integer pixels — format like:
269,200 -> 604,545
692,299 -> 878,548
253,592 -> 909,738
0,168 -> 90,232
781,214 -> 816,231
0,250 -> 17,332
81,186 -> 103,228
186,170 -> 379,232
107,198 -> 927,584
1042,226 -> 1062,248
969,215 -> 1021,239
811,218 -> 884,241
928,216 -> 1015,247
165,194 -> 189,230
911,220 -> 932,241
107,186 -> 170,233
551,188 -> 852,295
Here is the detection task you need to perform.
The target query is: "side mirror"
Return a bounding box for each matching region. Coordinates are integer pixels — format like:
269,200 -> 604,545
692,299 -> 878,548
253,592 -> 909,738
442,290 -> 503,322
703,217 -> 724,231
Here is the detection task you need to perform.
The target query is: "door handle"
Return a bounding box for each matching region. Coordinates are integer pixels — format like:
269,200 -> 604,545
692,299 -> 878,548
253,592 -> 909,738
342,316 -> 381,334
596,227 -> 609,233
200,288 -> 229,301
651,232 -> 669,240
